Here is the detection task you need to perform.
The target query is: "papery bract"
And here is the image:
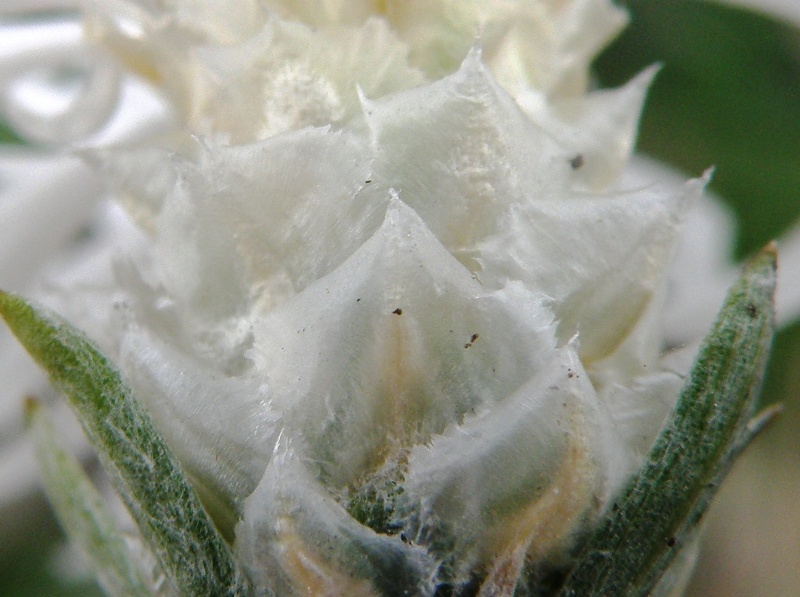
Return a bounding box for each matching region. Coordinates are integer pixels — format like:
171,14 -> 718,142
0,0 -> 730,595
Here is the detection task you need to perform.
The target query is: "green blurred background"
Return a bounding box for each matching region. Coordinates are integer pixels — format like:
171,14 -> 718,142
1,1 -> 799,595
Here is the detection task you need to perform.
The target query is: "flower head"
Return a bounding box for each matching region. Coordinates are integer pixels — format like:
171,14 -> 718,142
0,1 -> 779,595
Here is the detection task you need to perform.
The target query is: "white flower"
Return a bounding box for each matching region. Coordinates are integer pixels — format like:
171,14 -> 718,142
0,6 -> 169,512
0,1 -> 797,594
0,148 -> 102,512
45,2 -> 693,592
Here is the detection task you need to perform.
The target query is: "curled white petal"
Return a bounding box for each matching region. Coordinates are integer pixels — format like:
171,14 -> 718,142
238,440 -> 437,596
401,345 -> 629,582
0,17 -> 122,144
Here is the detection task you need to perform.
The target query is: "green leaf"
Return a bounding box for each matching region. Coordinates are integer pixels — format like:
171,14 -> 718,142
0,293 -> 252,597
24,398 -> 152,597
558,243 -> 777,597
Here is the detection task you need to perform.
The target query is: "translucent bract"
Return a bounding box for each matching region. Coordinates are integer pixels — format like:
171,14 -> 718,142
6,1 -> 712,594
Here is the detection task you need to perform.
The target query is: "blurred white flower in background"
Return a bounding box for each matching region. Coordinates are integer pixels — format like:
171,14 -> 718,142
720,0 -> 800,27
0,3 -> 169,524
0,0 -> 798,594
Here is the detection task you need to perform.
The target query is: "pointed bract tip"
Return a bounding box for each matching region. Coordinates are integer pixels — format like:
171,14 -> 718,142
0,290 -> 18,319
745,403 -> 783,437
746,241 -> 778,281
761,240 -> 779,259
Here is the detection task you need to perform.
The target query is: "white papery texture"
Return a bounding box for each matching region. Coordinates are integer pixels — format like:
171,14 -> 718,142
81,0 -> 626,140
76,57 -> 702,597
5,0 -> 713,594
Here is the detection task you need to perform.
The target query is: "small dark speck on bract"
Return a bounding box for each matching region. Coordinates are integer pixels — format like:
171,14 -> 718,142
569,154 -> 585,170
392,308 -> 403,315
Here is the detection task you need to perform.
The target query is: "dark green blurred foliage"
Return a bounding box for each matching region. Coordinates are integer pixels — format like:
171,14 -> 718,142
0,501 -> 102,597
596,0 -> 800,259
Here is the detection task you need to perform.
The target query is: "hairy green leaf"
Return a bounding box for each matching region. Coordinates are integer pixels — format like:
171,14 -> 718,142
0,293 -> 252,597
558,243 -> 777,596
25,398 -> 152,597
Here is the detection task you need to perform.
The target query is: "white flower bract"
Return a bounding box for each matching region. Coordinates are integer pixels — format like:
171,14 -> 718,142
0,0 -> 741,594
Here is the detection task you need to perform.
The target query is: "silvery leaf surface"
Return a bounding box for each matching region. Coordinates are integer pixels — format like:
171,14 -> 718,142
0,292 -> 252,597
24,397 -> 154,597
